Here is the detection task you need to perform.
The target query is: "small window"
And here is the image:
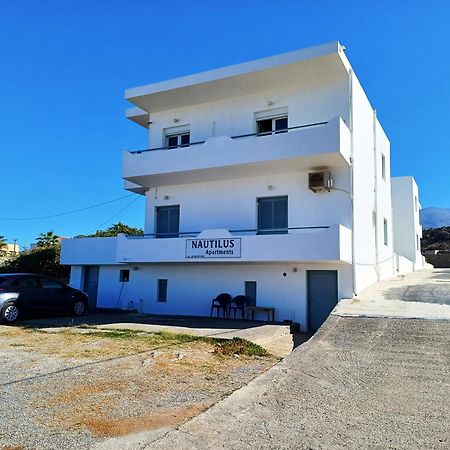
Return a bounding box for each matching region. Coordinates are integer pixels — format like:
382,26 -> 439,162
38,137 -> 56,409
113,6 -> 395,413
257,196 -> 288,235
39,277 -> 65,289
415,196 -> 418,212
383,219 -> 388,246
157,279 -> 168,302
245,281 -> 257,306
120,270 -> 130,282
257,116 -> 288,136
156,205 -> 180,238
381,154 -> 386,181
11,277 -> 40,289
165,132 -> 190,149
417,235 -> 420,251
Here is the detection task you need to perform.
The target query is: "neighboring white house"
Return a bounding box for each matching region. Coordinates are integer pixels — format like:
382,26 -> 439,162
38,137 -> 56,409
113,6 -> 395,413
61,42 -> 424,331
391,176 -> 424,271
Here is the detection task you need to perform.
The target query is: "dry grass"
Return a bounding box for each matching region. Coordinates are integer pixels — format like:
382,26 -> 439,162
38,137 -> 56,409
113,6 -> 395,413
0,324 -> 278,440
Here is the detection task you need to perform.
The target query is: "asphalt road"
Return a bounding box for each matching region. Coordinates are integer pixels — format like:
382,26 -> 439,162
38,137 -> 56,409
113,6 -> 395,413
97,314 -> 450,450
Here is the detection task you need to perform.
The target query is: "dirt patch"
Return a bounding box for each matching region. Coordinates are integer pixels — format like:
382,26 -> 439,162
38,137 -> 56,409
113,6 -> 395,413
83,403 -> 211,437
0,325 -> 278,448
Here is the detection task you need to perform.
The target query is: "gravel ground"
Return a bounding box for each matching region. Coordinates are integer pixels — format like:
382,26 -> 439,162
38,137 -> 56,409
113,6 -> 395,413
0,326 -> 277,450
141,316 -> 450,449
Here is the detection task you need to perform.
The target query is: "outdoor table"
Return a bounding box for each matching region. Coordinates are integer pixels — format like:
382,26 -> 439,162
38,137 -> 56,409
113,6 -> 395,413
246,305 -> 275,322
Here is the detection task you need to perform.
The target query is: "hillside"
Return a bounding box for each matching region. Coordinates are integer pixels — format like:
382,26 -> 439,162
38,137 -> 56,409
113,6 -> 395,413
420,207 -> 450,229
421,226 -> 450,252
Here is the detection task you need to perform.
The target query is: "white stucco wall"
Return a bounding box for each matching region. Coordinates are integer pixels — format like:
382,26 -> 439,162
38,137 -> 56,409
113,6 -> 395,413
391,176 -> 423,266
143,170 -> 351,236
146,76 -> 350,150
92,262 -> 352,331
350,73 -> 396,294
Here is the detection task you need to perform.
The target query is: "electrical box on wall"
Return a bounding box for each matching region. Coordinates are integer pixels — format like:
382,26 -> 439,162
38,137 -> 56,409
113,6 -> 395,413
308,171 -> 332,193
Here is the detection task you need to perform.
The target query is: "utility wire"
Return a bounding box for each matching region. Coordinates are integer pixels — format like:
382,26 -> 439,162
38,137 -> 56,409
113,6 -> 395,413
0,194 -> 135,221
85,195 -> 143,234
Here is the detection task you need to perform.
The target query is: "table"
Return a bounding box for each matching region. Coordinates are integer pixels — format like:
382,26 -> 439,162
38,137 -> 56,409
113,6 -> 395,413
246,305 -> 275,322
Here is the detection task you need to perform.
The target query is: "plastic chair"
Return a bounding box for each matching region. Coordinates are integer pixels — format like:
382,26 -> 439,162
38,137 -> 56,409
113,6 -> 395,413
229,295 -> 247,319
210,293 -> 232,318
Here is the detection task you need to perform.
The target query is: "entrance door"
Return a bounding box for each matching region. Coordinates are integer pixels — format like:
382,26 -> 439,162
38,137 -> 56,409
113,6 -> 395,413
83,266 -> 99,310
307,270 -> 338,332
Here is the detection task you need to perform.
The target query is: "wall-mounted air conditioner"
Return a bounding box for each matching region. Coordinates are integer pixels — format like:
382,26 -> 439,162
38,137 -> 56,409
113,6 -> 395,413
308,171 -> 332,193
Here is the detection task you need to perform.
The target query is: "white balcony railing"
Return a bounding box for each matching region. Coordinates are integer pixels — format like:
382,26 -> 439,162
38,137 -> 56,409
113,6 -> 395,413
122,116 -> 351,188
61,224 -> 352,266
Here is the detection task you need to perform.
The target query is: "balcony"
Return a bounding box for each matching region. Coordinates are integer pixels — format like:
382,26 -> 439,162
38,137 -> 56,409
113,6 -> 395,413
61,224 -> 352,266
123,116 -> 351,189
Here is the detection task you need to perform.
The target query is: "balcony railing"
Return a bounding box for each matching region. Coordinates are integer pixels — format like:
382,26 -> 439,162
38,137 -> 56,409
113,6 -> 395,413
129,121 -> 328,155
125,225 -> 331,239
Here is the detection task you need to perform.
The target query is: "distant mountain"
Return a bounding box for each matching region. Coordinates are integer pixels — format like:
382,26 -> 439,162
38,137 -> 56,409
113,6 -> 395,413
420,207 -> 450,229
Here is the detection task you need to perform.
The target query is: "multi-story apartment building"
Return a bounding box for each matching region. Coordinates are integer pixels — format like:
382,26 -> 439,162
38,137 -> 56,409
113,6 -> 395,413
61,42 -> 424,331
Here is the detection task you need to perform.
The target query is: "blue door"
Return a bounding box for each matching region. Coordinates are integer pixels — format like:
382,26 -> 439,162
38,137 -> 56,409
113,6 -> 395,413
307,270 -> 338,332
83,266 -> 99,309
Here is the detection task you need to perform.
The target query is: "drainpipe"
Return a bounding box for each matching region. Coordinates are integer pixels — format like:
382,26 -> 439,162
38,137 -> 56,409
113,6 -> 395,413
349,69 -> 356,297
373,109 -> 380,280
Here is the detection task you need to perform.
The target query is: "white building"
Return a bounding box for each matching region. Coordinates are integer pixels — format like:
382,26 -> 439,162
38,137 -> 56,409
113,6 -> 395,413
61,42 -> 424,331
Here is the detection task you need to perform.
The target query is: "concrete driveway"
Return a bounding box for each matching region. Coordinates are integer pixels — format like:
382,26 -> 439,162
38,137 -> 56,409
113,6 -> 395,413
95,270 -> 450,449
336,269 -> 450,320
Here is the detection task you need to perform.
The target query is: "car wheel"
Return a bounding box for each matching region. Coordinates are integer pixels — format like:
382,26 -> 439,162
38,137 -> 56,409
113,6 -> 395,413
1,303 -> 19,324
72,300 -> 86,316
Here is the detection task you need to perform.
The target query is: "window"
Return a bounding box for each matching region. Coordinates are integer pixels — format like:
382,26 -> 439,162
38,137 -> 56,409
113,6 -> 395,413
156,205 -> 180,238
381,154 -> 386,181
383,219 -> 388,245
119,270 -> 130,282
39,277 -> 64,289
245,281 -> 257,306
415,196 -> 418,212
157,279 -> 168,302
257,196 -> 288,235
417,235 -> 420,251
11,277 -> 40,289
166,132 -> 190,149
256,116 -> 288,136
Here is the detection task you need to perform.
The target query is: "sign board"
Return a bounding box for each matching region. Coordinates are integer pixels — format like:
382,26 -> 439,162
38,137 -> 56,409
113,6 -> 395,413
186,238 -> 241,259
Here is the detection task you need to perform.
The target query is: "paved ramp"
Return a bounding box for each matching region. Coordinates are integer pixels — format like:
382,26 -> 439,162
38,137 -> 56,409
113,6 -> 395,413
97,315 -> 450,450
96,271 -> 450,450
336,269 -> 450,320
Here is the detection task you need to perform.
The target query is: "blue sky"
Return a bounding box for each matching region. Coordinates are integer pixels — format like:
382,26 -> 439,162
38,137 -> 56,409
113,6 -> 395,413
1,0 -> 449,248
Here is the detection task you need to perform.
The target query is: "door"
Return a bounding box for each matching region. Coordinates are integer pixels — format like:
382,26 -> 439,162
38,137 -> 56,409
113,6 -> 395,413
83,266 -> 99,309
307,270 -> 338,332
156,205 -> 180,238
9,276 -> 43,313
37,276 -> 70,312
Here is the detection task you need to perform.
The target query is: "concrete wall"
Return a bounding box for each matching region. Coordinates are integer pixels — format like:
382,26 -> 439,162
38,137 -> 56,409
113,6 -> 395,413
143,170 -> 351,235
89,262 -> 352,331
146,76 -> 350,149
391,176 -> 423,266
351,73 -> 395,293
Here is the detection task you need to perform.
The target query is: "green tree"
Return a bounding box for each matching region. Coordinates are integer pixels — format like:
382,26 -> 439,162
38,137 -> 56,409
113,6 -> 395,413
0,245 -> 69,278
76,222 -> 143,238
36,231 -> 59,247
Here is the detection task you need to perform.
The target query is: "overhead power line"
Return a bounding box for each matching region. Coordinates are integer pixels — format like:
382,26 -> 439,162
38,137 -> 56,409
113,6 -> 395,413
86,195 -> 143,234
0,194 -> 137,221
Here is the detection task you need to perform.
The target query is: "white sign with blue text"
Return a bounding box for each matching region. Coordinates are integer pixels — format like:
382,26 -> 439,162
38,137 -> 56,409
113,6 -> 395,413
185,238 -> 241,258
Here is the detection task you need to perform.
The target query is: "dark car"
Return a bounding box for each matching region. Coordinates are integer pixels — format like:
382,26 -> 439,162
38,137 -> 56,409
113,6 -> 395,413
0,273 -> 88,324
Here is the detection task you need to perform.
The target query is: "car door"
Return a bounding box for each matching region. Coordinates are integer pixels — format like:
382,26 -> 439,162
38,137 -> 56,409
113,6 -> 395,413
37,277 -> 70,313
9,276 -> 43,313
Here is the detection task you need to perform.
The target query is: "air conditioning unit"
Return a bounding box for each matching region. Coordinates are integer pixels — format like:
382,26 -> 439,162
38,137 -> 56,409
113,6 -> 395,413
308,171 -> 332,193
